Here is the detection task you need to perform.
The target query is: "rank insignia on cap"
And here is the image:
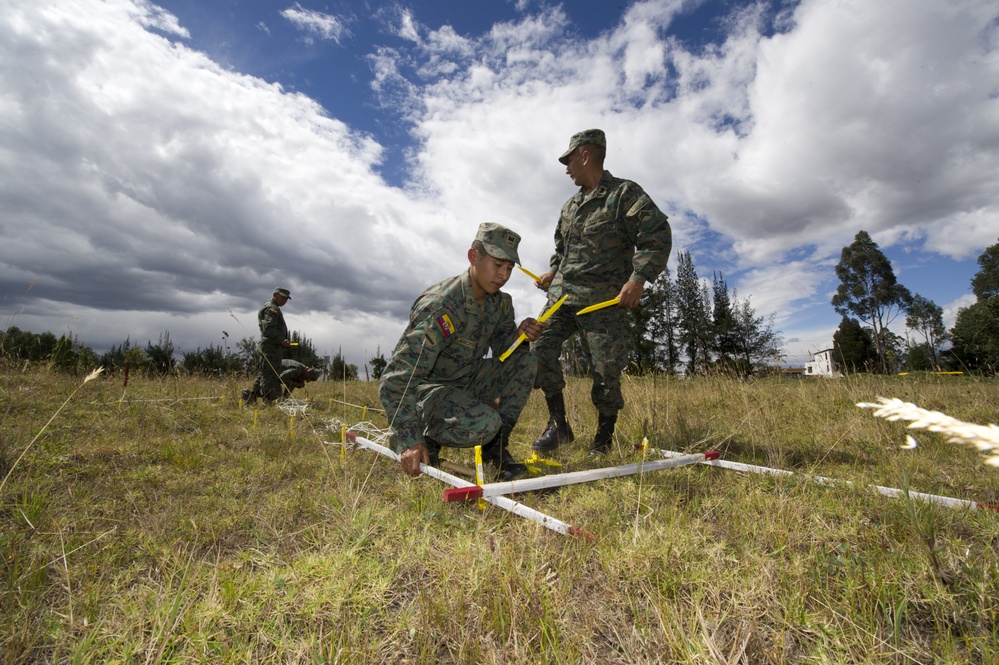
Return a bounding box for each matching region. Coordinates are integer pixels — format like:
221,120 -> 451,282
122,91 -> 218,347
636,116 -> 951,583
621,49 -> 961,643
436,314 -> 455,337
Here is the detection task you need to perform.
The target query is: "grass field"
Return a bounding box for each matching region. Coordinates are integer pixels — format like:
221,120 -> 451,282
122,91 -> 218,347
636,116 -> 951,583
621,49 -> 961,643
1,367 -> 998,663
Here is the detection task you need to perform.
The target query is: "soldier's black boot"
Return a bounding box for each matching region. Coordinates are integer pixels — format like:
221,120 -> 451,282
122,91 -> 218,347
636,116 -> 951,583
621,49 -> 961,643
482,422 -> 527,481
589,412 -> 618,456
424,437 -> 442,468
532,393 -> 575,452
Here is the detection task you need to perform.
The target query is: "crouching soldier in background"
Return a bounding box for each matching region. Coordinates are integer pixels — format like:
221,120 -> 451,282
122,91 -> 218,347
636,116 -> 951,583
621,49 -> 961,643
278,359 -> 320,397
379,223 -> 546,480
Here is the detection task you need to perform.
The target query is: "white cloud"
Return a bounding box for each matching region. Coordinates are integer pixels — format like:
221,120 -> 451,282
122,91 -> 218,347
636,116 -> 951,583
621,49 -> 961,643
942,293 -> 976,330
386,0 -> 999,271
0,0 -> 468,365
281,3 -> 349,44
730,260 -> 830,326
720,0 -> 999,262
394,8 -> 421,43
129,0 -> 190,38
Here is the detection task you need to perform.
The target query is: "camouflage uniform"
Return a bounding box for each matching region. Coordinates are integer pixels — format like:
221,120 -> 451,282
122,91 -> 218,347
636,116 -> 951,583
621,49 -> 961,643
278,358 -> 319,396
251,295 -> 289,401
379,270 -> 536,455
534,169 -> 672,415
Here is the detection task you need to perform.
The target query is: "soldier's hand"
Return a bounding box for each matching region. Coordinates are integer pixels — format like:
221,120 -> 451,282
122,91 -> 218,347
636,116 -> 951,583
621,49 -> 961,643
518,317 -> 547,342
619,279 -> 645,308
400,443 -> 429,477
282,339 -> 291,348
535,271 -> 555,292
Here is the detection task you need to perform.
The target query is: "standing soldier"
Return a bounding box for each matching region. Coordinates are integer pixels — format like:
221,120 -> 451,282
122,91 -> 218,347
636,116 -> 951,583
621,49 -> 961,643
531,129 -> 672,455
243,287 -> 293,404
379,223 -> 546,479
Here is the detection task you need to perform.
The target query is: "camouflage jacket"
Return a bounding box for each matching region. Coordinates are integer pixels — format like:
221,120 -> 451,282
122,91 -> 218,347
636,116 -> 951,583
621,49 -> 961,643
257,299 -> 288,352
379,270 -> 520,453
548,170 -> 672,304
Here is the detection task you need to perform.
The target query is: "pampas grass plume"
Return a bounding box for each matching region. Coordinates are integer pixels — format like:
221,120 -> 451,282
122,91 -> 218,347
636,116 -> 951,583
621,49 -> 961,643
858,397 -> 999,467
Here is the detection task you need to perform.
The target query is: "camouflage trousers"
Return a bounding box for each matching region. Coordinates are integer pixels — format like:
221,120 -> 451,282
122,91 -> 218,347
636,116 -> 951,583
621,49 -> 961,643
532,298 -> 628,415
416,347 -> 537,449
251,348 -> 284,400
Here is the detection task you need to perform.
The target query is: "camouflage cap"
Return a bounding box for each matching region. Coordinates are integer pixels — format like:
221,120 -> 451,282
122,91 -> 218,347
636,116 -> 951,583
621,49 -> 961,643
558,128 -> 606,164
274,287 -> 292,299
475,222 -> 521,265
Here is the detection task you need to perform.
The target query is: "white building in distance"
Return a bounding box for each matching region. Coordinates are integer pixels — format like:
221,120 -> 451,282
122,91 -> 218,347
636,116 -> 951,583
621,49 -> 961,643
804,349 -> 842,378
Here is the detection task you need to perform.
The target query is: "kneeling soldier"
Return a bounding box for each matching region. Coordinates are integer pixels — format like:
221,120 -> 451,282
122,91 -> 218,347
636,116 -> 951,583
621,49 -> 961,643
379,223 -> 545,479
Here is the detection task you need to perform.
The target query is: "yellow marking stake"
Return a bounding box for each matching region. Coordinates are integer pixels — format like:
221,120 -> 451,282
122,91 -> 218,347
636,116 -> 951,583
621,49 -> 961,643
518,265 -> 544,282
576,296 -> 620,316
474,445 -> 486,511
498,294 -> 569,362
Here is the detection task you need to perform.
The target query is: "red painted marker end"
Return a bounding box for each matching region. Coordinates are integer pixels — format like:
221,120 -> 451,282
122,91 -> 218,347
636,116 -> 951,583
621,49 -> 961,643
444,486 -> 483,502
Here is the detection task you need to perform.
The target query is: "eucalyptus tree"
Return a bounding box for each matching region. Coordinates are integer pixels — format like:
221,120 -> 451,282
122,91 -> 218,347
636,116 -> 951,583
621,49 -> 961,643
970,239 -> 999,300
951,239 -> 999,372
831,231 -> 912,373
905,294 -> 949,370
832,316 -> 877,373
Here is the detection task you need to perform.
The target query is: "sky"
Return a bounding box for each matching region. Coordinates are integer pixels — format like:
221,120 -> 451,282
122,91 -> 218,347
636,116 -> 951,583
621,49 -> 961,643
1,0 -> 997,373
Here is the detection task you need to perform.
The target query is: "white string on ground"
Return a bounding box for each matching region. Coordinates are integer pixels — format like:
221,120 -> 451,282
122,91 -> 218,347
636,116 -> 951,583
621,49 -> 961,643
327,397 -> 386,414
275,399 -> 311,416
326,418 -> 392,446
89,397 -> 224,404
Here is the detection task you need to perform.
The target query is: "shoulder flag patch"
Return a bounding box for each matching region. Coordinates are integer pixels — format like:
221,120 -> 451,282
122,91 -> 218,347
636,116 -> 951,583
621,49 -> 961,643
436,313 -> 455,337
627,194 -> 652,217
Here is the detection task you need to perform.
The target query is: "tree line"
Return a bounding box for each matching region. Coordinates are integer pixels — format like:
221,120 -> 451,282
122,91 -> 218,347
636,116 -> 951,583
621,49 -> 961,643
830,232 -> 999,374
0,328 -> 360,381
617,250 -> 784,376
